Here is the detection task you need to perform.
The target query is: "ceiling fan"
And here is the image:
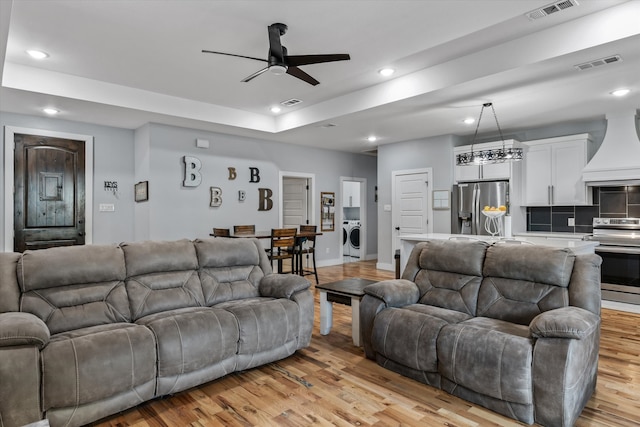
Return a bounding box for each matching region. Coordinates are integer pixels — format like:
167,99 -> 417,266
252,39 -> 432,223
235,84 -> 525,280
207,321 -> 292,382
202,23 -> 350,86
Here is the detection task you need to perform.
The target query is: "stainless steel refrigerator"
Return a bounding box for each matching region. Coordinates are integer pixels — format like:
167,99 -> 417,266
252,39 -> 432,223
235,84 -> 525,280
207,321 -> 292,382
453,181 -> 509,235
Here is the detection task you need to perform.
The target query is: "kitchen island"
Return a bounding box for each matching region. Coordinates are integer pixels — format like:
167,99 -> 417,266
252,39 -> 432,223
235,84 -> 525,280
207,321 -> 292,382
398,233 -> 599,274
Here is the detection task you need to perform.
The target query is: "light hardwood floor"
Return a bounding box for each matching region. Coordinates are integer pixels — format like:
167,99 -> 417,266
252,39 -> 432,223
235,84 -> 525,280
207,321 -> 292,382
92,260 -> 640,427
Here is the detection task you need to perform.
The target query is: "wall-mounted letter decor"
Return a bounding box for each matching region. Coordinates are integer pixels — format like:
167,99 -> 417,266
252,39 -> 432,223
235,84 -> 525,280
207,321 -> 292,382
249,167 -> 260,183
183,156 -> 202,187
321,192 -> 335,232
258,188 -> 273,211
210,187 -> 222,207
228,167 -> 237,180
238,190 -> 246,201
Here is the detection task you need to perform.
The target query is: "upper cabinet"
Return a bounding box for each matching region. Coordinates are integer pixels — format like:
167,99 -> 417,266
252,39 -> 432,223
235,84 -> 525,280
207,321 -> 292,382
453,140 -> 520,183
522,134 -> 594,206
342,181 -> 360,207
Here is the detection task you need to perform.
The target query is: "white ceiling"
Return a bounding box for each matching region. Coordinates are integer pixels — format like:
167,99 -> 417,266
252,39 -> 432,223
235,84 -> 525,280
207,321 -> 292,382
1,0 -> 639,153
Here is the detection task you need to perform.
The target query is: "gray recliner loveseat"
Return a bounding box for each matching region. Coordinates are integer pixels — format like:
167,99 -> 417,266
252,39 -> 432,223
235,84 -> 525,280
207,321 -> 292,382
0,237 -> 313,427
360,239 -> 602,426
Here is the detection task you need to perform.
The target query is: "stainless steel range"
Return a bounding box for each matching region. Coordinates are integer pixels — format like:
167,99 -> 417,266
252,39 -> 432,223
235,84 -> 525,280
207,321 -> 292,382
585,218 -> 640,304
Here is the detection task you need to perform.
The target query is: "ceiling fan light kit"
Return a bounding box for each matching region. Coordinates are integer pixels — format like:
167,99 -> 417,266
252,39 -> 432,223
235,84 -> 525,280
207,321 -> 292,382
456,102 -> 524,166
202,22 -> 350,86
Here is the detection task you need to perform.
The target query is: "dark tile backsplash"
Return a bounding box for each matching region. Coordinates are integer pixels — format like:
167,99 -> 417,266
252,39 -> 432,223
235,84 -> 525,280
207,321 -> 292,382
526,185 -> 640,234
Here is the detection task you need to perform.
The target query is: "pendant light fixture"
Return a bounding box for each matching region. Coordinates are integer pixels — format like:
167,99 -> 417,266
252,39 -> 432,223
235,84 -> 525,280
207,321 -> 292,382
456,102 -> 523,166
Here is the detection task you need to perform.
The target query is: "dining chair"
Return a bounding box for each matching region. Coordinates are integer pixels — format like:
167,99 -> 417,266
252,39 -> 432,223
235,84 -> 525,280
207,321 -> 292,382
268,228 -> 297,274
233,224 -> 255,235
296,225 -> 319,284
212,228 -> 230,237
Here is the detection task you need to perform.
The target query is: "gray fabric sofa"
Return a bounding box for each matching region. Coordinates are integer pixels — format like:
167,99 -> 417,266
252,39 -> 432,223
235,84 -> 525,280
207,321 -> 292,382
361,240 -> 602,426
0,237 -> 313,427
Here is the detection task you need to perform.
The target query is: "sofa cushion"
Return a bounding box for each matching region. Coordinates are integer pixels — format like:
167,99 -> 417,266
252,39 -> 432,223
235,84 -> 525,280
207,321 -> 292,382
18,245 -> 130,334
437,318 -> 533,405
122,240 -> 205,320
136,307 -> 239,395
413,240 -> 488,316
371,305 -> 471,372
217,298 -> 299,355
194,238 -> 267,305
42,323 -> 156,410
483,244 -> 575,287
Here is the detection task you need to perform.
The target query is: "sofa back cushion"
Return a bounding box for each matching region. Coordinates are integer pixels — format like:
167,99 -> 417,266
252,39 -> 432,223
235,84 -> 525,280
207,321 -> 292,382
194,238 -> 270,306
17,245 -> 129,334
477,244 -> 576,325
410,240 -> 489,316
122,239 -> 204,320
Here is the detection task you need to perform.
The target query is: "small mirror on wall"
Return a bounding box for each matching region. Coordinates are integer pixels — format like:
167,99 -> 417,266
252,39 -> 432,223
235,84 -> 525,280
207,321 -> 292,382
320,192 -> 335,232
433,190 -> 450,210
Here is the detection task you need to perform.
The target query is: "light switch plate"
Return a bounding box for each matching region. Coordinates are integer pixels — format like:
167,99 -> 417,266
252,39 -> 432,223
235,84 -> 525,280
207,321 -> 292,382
383,204 -> 392,212
568,217 -> 575,226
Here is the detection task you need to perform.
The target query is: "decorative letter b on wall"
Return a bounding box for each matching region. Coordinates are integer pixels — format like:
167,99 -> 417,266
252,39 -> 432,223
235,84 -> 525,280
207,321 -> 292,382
183,156 -> 202,187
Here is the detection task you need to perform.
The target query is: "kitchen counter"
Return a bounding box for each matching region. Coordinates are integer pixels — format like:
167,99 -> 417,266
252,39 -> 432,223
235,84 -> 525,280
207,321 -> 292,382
513,232 -> 591,240
398,233 -> 599,273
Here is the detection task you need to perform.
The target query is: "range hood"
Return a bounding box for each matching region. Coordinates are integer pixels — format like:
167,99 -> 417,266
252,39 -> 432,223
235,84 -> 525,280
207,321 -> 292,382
582,110 -> 640,186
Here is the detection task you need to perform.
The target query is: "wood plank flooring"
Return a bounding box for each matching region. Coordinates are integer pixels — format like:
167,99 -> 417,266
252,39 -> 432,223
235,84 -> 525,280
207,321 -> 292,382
91,261 -> 640,427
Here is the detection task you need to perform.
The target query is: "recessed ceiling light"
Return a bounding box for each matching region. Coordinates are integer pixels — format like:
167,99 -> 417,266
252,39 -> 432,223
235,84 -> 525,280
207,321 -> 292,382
367,135 -> 378,142
43,108 -> 59,115
26,50 -> 49,59
610,88 -> 630,97
378,68 -> 395,77
463,118 -> 475,125
270,106 -> 282,113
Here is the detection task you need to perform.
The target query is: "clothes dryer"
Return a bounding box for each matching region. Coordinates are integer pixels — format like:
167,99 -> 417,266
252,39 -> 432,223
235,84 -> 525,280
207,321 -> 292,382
347,220 -> 361,259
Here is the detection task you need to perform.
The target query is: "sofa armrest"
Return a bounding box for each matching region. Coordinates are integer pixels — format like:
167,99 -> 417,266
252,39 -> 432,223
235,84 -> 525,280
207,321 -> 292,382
259,273 -> 311,299
363,279 -> 420,307
530,306 -> 600,340
0,312 -> 49,349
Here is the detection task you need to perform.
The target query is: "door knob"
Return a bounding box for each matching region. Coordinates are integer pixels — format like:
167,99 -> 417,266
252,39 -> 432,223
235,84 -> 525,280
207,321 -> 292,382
395,227 -> 400,231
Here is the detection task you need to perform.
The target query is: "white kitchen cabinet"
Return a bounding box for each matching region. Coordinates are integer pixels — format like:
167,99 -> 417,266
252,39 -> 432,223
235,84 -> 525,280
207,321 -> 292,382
342,181 -> 360,207
522,134 -> 593,206
454,140 -> 520,183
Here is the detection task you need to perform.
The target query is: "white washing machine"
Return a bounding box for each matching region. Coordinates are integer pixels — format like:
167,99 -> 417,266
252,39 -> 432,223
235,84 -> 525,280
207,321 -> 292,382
342,221 -> 350,258
347,220 -> 361,259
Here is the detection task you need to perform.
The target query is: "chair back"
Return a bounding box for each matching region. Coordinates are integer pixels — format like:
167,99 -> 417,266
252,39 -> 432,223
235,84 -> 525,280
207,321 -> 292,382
233,225 -> 255,235
213,228 -> 230,237
299,225 -> 317,250
270,228 -> 297,253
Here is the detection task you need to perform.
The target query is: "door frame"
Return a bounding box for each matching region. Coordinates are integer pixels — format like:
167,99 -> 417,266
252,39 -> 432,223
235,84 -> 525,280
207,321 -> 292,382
278,171 -> 315,228
340,176 -> 366,260
4,126 -> 94,251
391,167 -> 433,263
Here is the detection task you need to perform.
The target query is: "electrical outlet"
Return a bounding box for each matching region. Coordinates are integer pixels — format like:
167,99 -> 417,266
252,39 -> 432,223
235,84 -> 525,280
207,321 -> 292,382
568,218 -> 575,226
99,203 -> 115,212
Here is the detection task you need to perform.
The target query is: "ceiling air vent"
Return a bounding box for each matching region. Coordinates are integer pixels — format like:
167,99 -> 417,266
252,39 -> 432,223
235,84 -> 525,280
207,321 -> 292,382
281,98 -> 302,107
574,55 -> 622,71
526,0 -> 578,20
319,123 -> 338,128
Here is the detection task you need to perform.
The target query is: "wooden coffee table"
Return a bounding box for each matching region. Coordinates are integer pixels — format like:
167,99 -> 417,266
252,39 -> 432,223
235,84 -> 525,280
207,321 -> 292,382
315,278 -> 376,346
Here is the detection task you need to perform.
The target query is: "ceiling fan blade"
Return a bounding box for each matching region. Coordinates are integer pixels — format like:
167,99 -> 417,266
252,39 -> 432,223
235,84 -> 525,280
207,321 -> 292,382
285,54 -> 350,67
267,24 -> 285,63
286,66 -> 320,86
202,50 -> 267,63
241,67 -> 270,83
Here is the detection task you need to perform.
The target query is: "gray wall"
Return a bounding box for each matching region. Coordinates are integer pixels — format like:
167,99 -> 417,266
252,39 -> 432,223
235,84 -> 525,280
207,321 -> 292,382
1,112 -> 136,247
377,134 -> 461,267
1,113 -> 377,264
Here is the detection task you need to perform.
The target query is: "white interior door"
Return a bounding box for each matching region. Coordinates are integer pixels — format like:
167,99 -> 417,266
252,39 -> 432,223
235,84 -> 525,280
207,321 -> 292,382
282,177 -> 309,228
392,169 -> 431,255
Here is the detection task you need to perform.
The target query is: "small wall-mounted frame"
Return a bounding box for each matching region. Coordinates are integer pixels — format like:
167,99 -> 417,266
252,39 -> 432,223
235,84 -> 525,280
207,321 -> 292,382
432,189 -> 450,210
320,192 -> 335,232
134,181 -> 148,202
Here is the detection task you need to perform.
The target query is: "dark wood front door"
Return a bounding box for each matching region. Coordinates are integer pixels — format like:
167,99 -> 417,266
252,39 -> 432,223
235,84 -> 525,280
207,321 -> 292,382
13,133 -> 86,252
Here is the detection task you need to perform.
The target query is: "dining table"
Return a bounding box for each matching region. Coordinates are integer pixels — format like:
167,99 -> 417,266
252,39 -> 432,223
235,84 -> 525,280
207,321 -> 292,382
208,229 -> 322,275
